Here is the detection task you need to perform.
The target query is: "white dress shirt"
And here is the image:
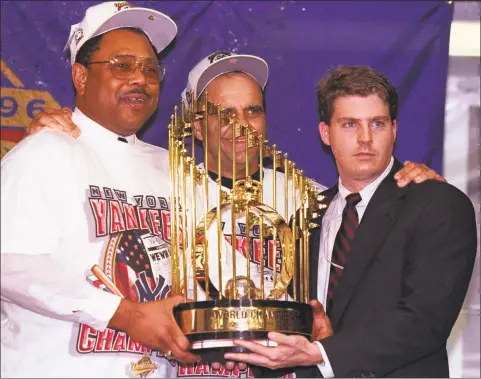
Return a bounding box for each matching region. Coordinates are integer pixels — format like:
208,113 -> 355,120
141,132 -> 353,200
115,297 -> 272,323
315,157 -> 394,377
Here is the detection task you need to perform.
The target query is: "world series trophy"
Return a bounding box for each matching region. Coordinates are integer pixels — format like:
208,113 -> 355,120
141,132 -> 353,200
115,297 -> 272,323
169,91 -> 325,362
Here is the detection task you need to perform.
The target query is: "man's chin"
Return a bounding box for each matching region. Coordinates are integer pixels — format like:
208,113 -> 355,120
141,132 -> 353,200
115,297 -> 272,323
118,114 -> 152,133
350,165 -> 386,181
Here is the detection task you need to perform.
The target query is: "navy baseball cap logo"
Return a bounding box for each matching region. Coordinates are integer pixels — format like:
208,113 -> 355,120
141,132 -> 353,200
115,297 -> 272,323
208,51 -> 232,64
114,1 -> 132,12
74,28 -> 84,45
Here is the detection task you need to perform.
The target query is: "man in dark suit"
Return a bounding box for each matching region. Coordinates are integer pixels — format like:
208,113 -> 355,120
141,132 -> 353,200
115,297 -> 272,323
224,65 -> 477,377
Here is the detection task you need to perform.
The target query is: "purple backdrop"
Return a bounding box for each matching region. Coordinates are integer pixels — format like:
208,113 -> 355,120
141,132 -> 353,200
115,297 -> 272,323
0,1 -> 453,186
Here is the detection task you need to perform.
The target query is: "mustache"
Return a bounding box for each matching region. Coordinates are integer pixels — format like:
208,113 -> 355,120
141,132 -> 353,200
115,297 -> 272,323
121,87 -> 151,99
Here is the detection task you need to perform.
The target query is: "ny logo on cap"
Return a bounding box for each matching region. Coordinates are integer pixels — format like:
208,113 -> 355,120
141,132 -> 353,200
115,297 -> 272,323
74,28 -> 84,45
208,51 -> 232,64
114,2 -> 132,12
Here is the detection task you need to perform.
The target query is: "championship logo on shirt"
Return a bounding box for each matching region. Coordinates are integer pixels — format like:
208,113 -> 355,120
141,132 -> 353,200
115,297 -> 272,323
103,231 -> 172,302
130,354 -> 158,378
77,186 -> 175,376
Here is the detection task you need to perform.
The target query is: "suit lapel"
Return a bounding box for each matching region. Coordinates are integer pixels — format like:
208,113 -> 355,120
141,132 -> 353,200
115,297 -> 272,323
308,185 -> 339,300
329,160 -> 408,327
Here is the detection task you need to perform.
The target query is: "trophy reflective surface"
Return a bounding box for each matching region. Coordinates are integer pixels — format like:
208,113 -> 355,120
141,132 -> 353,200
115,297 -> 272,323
169,92 -> 325,362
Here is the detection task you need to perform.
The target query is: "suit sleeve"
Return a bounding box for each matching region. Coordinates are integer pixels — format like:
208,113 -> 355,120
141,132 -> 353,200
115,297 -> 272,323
320,184 -> 477,377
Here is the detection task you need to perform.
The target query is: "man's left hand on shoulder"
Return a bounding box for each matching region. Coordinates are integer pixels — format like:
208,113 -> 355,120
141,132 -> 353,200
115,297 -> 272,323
394,161 -> 446,187
224,332 -> 323,370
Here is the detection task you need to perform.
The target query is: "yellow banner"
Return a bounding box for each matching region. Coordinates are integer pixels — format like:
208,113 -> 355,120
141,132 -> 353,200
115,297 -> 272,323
1,88 -> 61,127
1,60 -> 61,158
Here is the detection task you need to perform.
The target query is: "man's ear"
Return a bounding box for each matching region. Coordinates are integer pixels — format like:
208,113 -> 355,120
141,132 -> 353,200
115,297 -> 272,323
319,122 -> 331,146
392,120 -> 397,141
194,120 -> 204,141
72,63 -> 88,96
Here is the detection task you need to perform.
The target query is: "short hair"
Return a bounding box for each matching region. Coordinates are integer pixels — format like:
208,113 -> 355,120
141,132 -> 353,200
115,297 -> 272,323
74,27 -> 157,67
316,65 -> 398,124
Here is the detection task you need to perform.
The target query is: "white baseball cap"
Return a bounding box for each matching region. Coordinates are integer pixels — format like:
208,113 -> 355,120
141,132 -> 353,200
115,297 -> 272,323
182,51 -> 269,105
64,1 -> 177,65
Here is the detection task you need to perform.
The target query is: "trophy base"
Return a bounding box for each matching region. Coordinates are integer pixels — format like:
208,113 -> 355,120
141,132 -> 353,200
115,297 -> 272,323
174,299 -> 313,362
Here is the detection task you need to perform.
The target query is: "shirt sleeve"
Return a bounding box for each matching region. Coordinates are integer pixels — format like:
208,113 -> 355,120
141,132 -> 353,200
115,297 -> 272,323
314,341 -> 335,378
1,131 -> 121,330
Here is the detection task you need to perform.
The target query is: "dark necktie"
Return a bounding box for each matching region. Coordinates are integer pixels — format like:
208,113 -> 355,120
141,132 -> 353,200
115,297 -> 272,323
118,137 -> 128,143
326,192 -> 362,317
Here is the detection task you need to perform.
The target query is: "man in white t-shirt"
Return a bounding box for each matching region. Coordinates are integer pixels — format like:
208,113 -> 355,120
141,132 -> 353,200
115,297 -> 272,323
1,2 -> 199,377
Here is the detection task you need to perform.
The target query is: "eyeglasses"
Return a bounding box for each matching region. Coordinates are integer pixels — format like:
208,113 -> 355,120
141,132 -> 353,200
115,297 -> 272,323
205,102 -> 265,126
87,55 -> 166,83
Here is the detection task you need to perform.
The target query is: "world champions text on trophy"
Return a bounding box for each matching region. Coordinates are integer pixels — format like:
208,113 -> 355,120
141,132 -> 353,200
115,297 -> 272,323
169,91 -> 325,362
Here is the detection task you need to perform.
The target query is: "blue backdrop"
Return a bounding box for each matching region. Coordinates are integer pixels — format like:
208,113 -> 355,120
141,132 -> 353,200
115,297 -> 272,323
0,0 -> 454,186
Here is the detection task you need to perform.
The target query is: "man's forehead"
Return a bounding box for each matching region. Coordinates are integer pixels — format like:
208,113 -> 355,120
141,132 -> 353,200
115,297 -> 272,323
333,95 -> 388,111
205,74 -> 263,100
96,29 -> 156,56
208,71 -> 258,85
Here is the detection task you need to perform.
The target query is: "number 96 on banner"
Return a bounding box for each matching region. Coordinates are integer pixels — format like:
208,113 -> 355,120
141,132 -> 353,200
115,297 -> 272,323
0,88 -> 60,127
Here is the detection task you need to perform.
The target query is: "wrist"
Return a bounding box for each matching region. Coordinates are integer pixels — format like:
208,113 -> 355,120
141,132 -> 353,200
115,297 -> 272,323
108,298 -> 136,332
310,341 -> 324,365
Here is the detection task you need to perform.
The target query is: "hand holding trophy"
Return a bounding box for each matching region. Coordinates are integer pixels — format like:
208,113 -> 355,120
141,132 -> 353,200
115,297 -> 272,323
168,91 -> 325,362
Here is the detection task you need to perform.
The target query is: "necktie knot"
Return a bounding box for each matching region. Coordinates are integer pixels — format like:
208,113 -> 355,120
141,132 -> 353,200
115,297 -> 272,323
118,137 -> 128,143
346,192 -> 362,207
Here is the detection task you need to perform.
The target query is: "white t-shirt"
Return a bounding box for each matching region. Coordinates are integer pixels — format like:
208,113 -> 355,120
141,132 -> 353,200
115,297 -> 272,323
1,109 -> 177,378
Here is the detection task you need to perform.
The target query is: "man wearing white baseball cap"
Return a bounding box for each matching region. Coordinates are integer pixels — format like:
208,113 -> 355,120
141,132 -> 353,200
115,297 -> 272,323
65,1 -> 177,64
183,51 -> 270,187
182,50 -> 269,102
1,2 -> 199,378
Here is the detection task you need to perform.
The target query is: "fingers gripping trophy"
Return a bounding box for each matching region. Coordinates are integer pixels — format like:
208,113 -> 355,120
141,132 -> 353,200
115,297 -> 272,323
168,90 -> 325,362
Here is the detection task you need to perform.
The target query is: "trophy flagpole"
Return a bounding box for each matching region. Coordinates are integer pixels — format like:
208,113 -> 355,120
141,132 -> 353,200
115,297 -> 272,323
259,136 -> 265,299
291,162 -> 298,301
183,98 -> 198,301
203,171 -> 210,298
203,93 -> 210,299
168,121 -> 178,295
190,162 -> 198,301
272,145 -> 278,289
181,150 -> 188,302
217,106 -> 223,300
231,119 -> 237,299
244,126 -> 251,286
283,153 -> 290,301
298,172 -> 306,303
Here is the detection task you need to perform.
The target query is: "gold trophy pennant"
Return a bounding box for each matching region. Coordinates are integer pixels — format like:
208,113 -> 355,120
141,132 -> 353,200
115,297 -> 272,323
169,92 -> 325,361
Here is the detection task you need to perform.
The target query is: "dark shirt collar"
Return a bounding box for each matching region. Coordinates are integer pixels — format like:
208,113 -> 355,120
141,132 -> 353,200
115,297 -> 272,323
207,169 -> 263,189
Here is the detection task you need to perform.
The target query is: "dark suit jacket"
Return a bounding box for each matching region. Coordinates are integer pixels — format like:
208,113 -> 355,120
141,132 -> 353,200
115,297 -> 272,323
287,158 -> 477,378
